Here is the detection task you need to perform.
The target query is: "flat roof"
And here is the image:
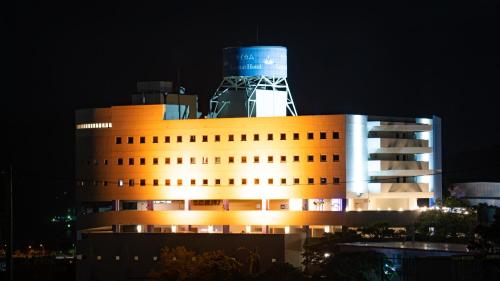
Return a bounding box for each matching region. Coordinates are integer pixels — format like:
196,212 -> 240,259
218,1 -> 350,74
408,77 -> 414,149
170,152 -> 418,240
338,241 -> 469,253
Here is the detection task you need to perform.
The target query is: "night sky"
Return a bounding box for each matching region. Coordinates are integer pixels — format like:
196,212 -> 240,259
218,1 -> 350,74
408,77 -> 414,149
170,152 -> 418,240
5,2 -> 500,247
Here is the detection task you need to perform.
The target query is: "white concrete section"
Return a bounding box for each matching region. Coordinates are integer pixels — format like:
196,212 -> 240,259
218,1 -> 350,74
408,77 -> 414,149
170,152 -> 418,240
289,199 -> 303,211
368,183 -> 382,193
346,115 -> 369,195
255,89 -> 287,117
368,160 -> 381,172
367,138 -> 381,153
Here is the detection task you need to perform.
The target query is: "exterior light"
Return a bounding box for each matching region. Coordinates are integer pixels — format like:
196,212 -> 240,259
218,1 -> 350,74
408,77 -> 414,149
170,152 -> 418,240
284,226 -> 290,234
171,225 -> 177,233
357,208 -> 362,212
387,207 -> 392,211
245,225 -> 251,233
136,225 -> 142,233
67,224 -> 71,228
324,226 -> 330,233
208,225 -> 214,233
324,252 -> 331,258
398,208 -> 403,212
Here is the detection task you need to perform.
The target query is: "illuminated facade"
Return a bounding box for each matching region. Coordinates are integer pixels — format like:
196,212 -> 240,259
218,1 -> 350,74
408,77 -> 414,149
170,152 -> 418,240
75,104 -> 441,236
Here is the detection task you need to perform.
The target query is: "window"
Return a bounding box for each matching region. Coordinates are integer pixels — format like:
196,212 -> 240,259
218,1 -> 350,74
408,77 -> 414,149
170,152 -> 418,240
228,156 -> 234,163
116,137 -> 122,144
213,157 -> 220,164
241,156 -> 247,163
202,135 -> 208,142
190,135 -> 196,142
140,158 -> 146,165
293,155 -> 300,162
202,157 -> 208,164
177,136 -> 182,143
128,137 -> 134,144
203,179 -> 208,185
228,135 -> 234,141
153,136 -> 158,143
253,134 -> 259,141
229,178 -> 234,185
254,178 -> 260,185
267,133 -> 273,140
320,132 -> 326,139
140,179 -> 146,186
254,156 -> 260,163
241,134 -> 247,141
129,158 -> 134,165
333,177 -> 340,184
280,156 -> 286,163
215,135 -> 220,142
320,177 -> 327,185
165,136 -> 170,143
129,179 -> 135,186
308,178 -> 314,184
177,157 -> 182,164
268,178 -> 273,184
104,159 -> 108,165
307,155 -> 314,162
293,133 -> 299,140
307,132 -> 314,140
118,158 -> 123,165
268,156 -> 273,163
294,178 -> 300,184
190,179 -> 196,186
165,157 -> 170,164
333,132 -> 340,139
333,154 -> 340,162
190,157 -> 196,164
140,136 -> 146,143
153,158 -> 158,165
165,179 -> 170,186
215,179 -> 221,185
320,155 -> 327,162
118,179 -> 124,187
153,179 -> 159,186
281,178 -> 286,185
177,179 -> 183,186
242,178 -> 247,185
280,133 -> 286,140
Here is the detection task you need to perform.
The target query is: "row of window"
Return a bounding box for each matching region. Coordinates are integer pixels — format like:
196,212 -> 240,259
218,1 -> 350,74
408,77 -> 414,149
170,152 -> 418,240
76,122 -> 112,129
81,177 -> 342,187
115,132 -> 341,144
87,154 -> 341,166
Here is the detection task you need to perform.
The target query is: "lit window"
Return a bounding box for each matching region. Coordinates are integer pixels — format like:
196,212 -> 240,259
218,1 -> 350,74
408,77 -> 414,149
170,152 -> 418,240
268,156 -> 273,163
215,157 -> 221,164
228,135 -> 234,141
116,137 -> 122,144
190,179 -> 196,186
308,178 -> 314,184
280,133 -> 286,140
229,179 -> 234,185
307,155 -> 314,162
333,154 -> 340,162
254,156 -> 260,163
118,179 -> 124,187
242,178 -> 247,185
320,155 -> 327,162
254,178 -> 260,185
320,132 -> 326,139
281,178 -> 286,185
203,179 -> 208,185
153,179 -> 159,186
140,158 -> 146,165
293,155 -> 299,162
229,156 -> 234,163
140,179 -> 146,186
190,135 -> 196,142
241,134 -> 247,141
128,137 -> 134,144
177,136 -> 182,143
254,134 -> 259,141
202,135 -> 208,142
241,156 -> 247,163
165,179 -> 170,186
190,157 -> 196,164
268,178 -> 273,184
129,158 -> 134,165
165,157 -> 170,164
293,133 -> 299,140
177,179 -> 183,186
215,135 -> 220,142
140,136 -> 146,144
129,179 -> 135,186
267,134 -> 273,140
215,179 -> 221,185
333,177 -> 340,184
307,132 -> 314,140
153,158 -> 158,165
165,136 -> 170,143
320,178 -> 327,185
177,158 -> 182,164
333,132 -> 340,139
118,158 -> 123,165
153,136 -> 158,143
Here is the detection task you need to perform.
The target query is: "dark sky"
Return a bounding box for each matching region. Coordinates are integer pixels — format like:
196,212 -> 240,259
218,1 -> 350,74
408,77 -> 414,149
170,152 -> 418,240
5,2 -> 500,247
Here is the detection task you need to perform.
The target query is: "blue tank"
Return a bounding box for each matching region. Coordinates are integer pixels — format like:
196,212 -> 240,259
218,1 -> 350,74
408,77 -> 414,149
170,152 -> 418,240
223,46 -> 287,78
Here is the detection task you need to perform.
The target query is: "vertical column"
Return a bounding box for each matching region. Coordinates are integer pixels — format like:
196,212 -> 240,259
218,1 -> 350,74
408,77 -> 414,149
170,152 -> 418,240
261,199 -> 269,234
223,200 -> 230,233
184,199 -> 191,232
147,200 -> 154,233
112,200 -> 120,233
